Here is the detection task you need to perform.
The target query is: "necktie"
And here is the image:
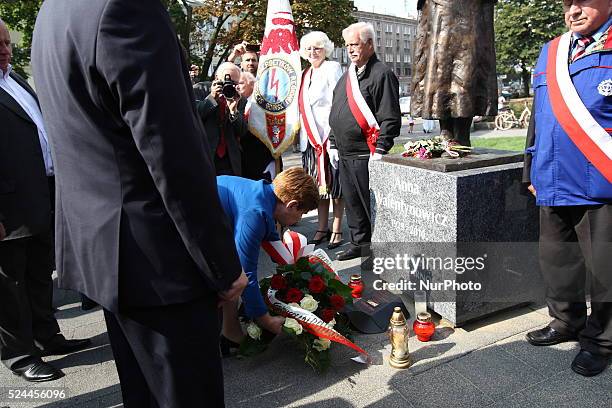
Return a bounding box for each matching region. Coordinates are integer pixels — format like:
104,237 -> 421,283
571,36 -> 594,62
216,97 -> 227,158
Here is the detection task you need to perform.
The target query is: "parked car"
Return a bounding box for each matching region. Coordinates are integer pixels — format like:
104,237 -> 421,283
399,96 -> 411,116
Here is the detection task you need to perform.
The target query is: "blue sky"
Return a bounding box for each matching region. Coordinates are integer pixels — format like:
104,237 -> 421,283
353,0 -> 417,17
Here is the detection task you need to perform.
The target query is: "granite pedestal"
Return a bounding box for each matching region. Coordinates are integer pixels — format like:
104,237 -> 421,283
368,149 -> 545,326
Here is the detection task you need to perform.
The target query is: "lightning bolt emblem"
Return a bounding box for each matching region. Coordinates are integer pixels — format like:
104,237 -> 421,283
269,68 -> 280,102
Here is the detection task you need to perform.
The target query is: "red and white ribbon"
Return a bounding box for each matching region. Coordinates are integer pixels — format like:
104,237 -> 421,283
299,66 -> 329,189
346,63 -> 380,154
547,32 -> 612,182
262,230 -> 314,265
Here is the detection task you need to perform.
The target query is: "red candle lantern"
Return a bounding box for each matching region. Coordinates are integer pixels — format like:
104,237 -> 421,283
348,274 -> 364,298
413,312 -> 435,342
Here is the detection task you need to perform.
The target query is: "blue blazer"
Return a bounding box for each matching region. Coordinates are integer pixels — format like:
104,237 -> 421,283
217,176 -> 280,318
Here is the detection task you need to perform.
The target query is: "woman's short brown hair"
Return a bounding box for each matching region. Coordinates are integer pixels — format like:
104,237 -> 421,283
272,167 -> 319,211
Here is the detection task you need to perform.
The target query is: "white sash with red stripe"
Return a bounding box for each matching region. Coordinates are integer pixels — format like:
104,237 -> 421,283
346,63 -> 380,154
298,67 -> 329,190
261,230 -> 313,265
547,32 -> 612,183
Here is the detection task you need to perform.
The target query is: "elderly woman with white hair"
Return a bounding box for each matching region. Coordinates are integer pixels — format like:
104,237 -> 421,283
298,31 -> 345,249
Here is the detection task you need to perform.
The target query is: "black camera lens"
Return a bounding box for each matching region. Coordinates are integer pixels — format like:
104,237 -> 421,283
222,74 -> 237,99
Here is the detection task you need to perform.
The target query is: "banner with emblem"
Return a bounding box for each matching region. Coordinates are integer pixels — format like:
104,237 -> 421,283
248,0 -> 301,159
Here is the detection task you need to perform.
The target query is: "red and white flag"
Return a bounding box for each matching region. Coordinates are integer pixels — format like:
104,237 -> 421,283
248,0 -> 302,158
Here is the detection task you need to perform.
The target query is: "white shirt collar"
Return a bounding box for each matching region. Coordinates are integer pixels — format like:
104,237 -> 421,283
0,64 -> 12,80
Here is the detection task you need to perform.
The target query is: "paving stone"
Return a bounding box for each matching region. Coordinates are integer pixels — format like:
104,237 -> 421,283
448,346 -> 546,400
392,364 -> 495,408
490,369 -> 611,408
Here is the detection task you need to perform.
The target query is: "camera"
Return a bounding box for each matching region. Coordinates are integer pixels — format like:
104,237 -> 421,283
245,43 -> 260,53
216,74 -> 238,99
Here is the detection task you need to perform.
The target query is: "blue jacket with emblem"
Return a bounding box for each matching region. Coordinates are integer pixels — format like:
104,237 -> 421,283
526,35 -> 612,206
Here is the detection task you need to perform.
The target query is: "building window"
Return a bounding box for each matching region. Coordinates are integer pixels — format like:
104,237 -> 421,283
404,40 -> 409,49
386,38 -> 393,47
397,25 -> 400,34
404,26 -> 409,34
404,54 -> 409,63
376,21 -> 381,29
397,54 -> 400,63
377,37 -> 381,46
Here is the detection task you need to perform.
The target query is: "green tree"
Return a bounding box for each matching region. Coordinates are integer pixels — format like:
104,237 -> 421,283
193,0 -> 356,80
495,0 -> 566,96
0,0 -> 43,79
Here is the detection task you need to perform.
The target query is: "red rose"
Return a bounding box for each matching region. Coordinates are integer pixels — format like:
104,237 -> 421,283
270,274 -> 288,290
329,294 -> 345,310
285,287 -> 304,303
321,308 -> 336,323
308,275 -> 326,294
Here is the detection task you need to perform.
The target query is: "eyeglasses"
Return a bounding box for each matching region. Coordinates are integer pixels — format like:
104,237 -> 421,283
305,47 -> 324,53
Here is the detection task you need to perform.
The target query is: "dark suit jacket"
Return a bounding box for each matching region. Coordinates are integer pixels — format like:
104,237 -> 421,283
31,0 -> 242,312
197,95 -> 246,176
0,72 -> 51,239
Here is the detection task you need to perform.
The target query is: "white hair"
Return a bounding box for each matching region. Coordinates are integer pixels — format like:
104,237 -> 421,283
240,71 -> 256,85
215,62 -> 241,79
342,22 -> 376,45
299,31 -> 334,59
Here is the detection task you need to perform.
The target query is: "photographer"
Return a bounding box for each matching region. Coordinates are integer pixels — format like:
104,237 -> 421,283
197,62 -> 246,176
228,41 -> 259,76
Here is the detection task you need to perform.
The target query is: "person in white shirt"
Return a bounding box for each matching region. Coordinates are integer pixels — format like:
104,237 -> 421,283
298,31 -> 345,249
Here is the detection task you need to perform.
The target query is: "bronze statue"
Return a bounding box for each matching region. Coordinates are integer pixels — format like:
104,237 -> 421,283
411,0 -> 498,146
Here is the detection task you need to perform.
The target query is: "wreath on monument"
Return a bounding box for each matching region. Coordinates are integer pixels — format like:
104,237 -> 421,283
402,136 -> 472,159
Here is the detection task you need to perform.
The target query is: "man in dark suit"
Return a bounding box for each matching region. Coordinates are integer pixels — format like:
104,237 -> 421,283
0,18 -> 91,382
31,1 -> 247,406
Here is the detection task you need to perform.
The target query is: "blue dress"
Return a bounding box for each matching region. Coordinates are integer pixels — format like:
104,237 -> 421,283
217,176 -> 280,318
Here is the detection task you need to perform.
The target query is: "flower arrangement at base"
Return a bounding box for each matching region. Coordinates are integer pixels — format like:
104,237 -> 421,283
402,136 -> 472,159
239,231 -> 368,373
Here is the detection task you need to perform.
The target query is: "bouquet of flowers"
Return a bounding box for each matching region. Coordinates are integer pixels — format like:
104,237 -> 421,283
402,136 -> 471,159
239,232 -> 367,372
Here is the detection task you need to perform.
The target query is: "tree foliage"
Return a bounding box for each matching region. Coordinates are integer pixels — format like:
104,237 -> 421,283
495,0 -> 566,96
192,0 -> 355,80
1,0 -> 355,81
0,0 -> 43,78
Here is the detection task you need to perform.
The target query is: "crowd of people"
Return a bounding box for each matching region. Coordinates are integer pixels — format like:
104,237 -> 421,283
0,0 -> 610,406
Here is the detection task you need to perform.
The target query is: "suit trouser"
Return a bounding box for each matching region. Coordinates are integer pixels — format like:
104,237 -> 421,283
104,295 -> 225,408
539,205 -> 612,356
339,156 -> 371,247
0,232 -> 62,369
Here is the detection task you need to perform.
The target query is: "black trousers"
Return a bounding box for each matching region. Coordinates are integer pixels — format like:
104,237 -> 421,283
539,205 -> 612,356
339,156 -> 371,247
104,296 -> 225,408
0,232 -> 62,369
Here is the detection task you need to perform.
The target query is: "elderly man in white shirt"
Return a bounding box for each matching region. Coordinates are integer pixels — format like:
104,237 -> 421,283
0,18 -> 90,383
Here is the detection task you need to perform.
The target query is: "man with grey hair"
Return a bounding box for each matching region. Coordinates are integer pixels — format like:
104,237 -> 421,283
328,22 -> 401,261
198,62 -> 246,175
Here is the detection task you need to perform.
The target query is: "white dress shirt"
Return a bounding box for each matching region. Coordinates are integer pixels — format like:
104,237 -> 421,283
0,65 -> 54,176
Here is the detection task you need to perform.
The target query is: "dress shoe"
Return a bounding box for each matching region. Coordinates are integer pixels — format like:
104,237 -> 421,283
12,359 -> 64,382
40,338 -> 92,356
308,230 -> 331,246
571,350 -> 609,377
327,231 -> 344,250
526,326 -> 577,346
337,246 -> 363,261
220,335 -> 240,358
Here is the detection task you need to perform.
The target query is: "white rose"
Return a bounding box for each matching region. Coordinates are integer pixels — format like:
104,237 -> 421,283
283,317 -> 303,335
246,322 -> 262,340
312,338 -> 331,352
300,295 -> 319,312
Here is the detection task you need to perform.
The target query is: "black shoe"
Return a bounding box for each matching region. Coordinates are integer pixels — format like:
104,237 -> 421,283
337,246 -> 363,261
12,359 -> 64,382
309,230 -> 330,245
81,295 -> 98,311
526,326 -> 578,346
40,338 -> 92,356
327,232 -> 344,250
571,350 -> 609,377
220,335 -> 240,358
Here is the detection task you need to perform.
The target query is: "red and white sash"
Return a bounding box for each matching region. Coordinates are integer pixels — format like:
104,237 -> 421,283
546,32 -> 612,183
298,66 -> 329,189
346,63 -> 380,154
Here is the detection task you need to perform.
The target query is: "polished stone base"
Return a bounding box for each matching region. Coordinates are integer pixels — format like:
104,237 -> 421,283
368,151 -> 545,326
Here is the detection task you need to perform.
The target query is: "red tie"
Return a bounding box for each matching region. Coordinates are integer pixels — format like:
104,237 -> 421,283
571,36 -> 594,62
216,98 -> 227,158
